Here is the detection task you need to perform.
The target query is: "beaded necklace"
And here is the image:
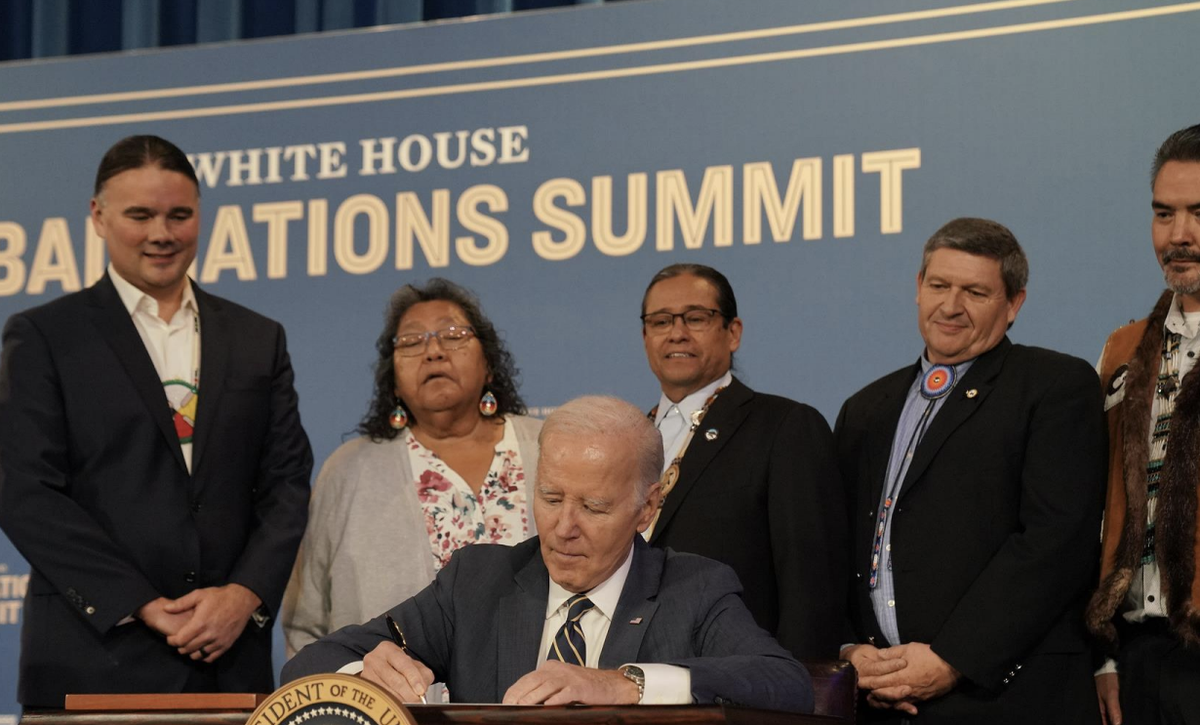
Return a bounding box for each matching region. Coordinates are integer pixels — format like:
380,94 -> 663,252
869,363 -> 957,589
161,312 -> 201,446
643,384 -> 727,539
1143,330 -> 1182,564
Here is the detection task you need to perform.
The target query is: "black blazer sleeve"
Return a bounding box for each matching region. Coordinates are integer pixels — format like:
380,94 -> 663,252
674,563 -> 815,713
0,313 -> 160,632
769,404 -> 848,659
832,398 -> 869,648
281,543 -> 463,683
223,321 -> 313,616
929,357 -> 1106,690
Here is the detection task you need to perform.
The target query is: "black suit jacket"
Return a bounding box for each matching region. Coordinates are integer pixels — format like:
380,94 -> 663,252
0,275 -> 313,706
834,339 -> 1105,724
648,377 -> 847,659
283,537 -> 814,713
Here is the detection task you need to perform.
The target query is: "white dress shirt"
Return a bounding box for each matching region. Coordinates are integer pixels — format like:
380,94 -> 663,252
537,542 -> 690,704
108,264 -> 200,473
109,265 -> 201,627
653,371 -> 732,474
342,542 -> 692,703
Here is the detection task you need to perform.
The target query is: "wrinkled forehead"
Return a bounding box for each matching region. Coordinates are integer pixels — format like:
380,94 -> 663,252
643,273 -> 721,314
921,249 -> 1004,286
538,432 -> 636,486
540,432 -> 610,468
397,300 -> 469,331
1153,160 -> 1200,200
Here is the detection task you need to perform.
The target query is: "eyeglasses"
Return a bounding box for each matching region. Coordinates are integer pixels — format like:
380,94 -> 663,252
640,308 -> 724,335
392,325 -> 476,357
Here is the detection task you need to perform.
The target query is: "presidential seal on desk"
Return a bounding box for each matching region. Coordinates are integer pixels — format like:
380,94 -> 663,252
248,675 -> 416,725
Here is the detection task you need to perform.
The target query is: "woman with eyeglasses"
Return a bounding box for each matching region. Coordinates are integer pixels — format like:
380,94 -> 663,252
282,279 -> 541,667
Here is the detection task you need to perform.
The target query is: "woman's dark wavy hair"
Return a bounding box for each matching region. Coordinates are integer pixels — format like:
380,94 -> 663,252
358,278 -> 526,441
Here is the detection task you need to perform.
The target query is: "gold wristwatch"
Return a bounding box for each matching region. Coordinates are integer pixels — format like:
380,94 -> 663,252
620,664 -> 645,704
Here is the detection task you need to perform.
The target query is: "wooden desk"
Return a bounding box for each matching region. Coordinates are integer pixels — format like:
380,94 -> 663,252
24,703 -> 844,725
21,660 -> 856,725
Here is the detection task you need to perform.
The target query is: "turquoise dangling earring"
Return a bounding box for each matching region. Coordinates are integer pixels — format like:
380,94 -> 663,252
480,390 -> 498,417
389,399 -> 409,430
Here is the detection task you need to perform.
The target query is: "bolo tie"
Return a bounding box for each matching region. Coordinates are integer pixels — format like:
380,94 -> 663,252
868,363 -> 958,589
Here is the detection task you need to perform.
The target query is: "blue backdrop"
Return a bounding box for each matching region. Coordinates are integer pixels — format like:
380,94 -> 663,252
1,0 -> 1198,715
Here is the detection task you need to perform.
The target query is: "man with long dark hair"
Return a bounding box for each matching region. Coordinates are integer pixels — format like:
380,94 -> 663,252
1089,124 -> 1200,725
0,135 -> 312,705
636,263 -> 847,660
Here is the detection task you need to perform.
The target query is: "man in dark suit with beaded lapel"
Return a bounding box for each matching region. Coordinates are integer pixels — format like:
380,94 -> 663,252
637,263 -> 847,660
835,218 -> 1106,723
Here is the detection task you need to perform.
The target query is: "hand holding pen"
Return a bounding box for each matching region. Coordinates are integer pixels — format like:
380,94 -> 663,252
359,614 -> 432,704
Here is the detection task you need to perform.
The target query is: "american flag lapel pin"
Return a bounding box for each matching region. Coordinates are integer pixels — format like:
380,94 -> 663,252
629,617 -> 643,625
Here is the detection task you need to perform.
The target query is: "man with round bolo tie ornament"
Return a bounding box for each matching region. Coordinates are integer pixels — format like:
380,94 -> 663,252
835,217 -> 1106,723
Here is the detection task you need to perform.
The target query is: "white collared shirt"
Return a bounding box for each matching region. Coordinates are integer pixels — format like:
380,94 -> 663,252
108,264 -> 200,472
653,371 -> 732,474
537,542 -> 691,704
539,542 -> 632,669
341,542 -> 692,704
1123,298 -> 1200,617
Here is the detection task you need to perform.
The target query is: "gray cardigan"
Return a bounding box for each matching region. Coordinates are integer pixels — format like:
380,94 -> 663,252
281,415 -> 543,657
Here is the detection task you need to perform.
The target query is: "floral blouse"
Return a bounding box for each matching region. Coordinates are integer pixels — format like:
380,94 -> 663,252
405,420 -> 530,570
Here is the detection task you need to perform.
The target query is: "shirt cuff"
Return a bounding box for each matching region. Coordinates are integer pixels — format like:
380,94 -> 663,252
338,661 -> 365,675
1094,658 -> 1118,677
632,663 -> 692,704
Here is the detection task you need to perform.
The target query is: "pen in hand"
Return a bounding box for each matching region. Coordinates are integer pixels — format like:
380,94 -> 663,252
385,614 -> 428,704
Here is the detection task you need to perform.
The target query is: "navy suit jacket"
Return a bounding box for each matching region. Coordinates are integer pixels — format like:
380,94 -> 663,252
283,537 -> 814,713
835,339 -> 1105,724
0,275 -> 313,706
648,376 -> 847,659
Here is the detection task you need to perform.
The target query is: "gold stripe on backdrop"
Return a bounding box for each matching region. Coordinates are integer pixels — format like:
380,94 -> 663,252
1,1 -> 1195,135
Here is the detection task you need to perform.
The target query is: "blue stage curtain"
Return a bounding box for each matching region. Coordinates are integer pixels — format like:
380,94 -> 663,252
0,0 -> 610,61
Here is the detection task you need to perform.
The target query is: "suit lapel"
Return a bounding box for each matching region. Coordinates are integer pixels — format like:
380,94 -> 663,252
649,377 -> 752,545
86,276 -> 188,473
897,339 -> 1011,500
864,367 -> 918,510
497,549 -> 550,695
599,539 -> 661,668
190,284 -> 227,478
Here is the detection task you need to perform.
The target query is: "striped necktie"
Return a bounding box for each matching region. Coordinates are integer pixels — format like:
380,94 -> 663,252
546,594 -> 595,666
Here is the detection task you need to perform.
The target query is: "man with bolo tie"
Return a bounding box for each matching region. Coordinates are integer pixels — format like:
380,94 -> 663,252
636,262 -> 847,660
0,135 -> 312,705
282,395 -> 814,713
835,218 -> 1106,723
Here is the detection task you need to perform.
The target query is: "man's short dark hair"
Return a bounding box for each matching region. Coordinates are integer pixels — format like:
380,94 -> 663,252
94,135 -> 199,197
1151,124 -> 1200,187
919,217 -> 1029,300
640,263 -> 738,323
